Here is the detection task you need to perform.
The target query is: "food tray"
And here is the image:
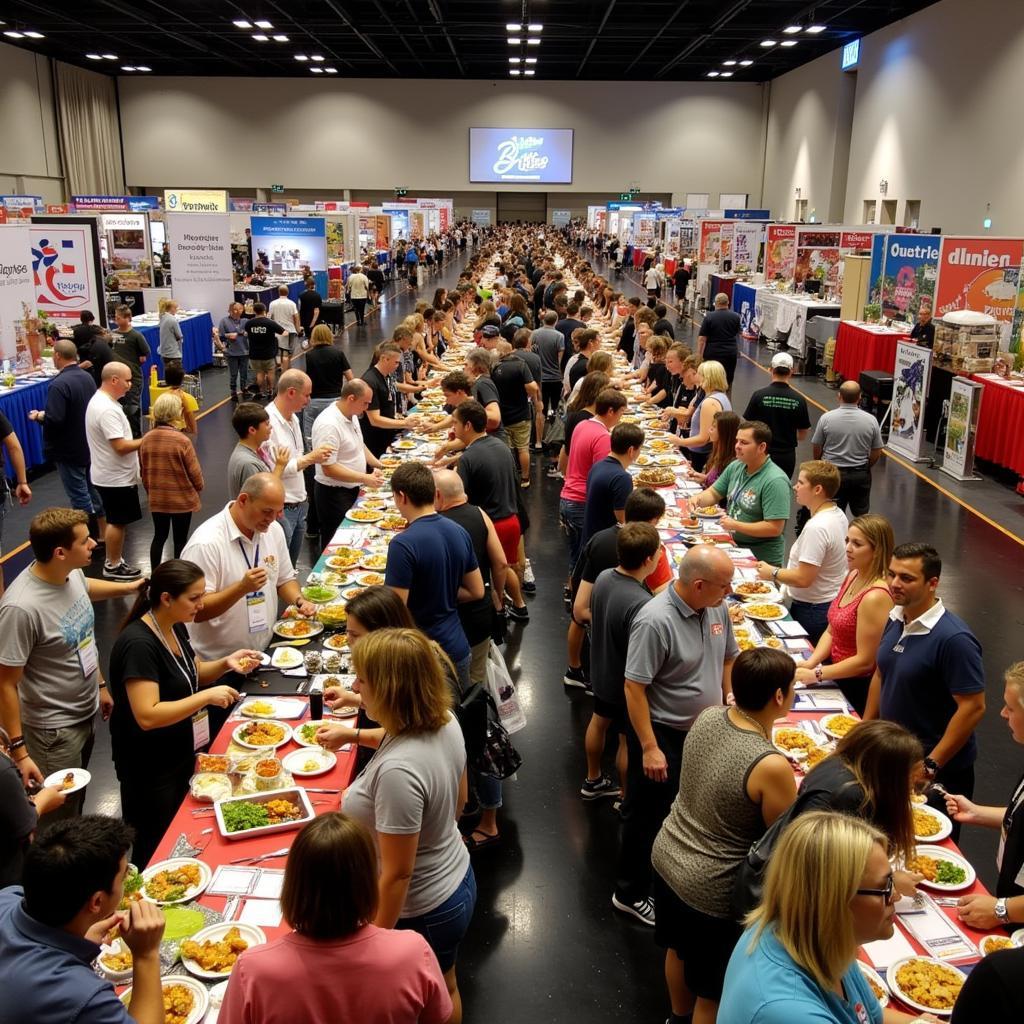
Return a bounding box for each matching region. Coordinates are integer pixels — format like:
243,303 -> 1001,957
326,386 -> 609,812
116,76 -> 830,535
214,787 -> 315,840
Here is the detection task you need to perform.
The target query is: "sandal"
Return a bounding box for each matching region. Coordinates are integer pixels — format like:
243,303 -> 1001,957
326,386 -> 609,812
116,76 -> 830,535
464,828 -> 500,852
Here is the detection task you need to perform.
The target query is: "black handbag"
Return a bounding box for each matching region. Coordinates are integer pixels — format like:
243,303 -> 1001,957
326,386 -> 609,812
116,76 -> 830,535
454,683 -> 489,763
477,715 -> 523,780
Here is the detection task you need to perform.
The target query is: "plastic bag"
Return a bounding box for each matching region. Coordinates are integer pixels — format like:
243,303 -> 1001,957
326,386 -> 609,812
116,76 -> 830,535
484,642 -> 527,734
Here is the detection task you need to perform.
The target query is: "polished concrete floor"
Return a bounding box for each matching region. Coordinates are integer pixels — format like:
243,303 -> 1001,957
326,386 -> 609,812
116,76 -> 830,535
3,252 -> 1023,1023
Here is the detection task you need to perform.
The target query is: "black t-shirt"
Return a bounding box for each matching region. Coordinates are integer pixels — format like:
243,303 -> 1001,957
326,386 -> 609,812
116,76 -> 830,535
108,620 -> 201,779
743,382 -> 811,454
472,376 -> 507,441
306,346 -> 351,398
110,328 -> 150,389
568,354 -> 590,392
81,337 -> 115,386
673,266 -> 692,292
457,435 -> 519,521
555,318 -> 585,370
0,754 -> 35,888
0,411 -> 12,442
653,318 -> 676,340
245,316 -> 284,360
298,290 -> 323,329
71,321 -> 103,356
564,408 -> 593,454
491,355 -> 533,426
618,319 -> 637,362
910,320 -> 935,349
996,770 -> 1024,898
950,945 -> 1024,1023
647,362 -> 674,406
574,523 -> 620,589
441,502 -> 493,646
360,364 -> 399,455
699,308 -> 741,351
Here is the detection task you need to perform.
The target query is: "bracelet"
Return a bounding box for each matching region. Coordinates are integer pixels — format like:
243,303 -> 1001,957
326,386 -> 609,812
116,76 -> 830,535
814,665 -> 824,682
355,728 -> 361,746
9,737 -> 25,752
772,567 -> 781,581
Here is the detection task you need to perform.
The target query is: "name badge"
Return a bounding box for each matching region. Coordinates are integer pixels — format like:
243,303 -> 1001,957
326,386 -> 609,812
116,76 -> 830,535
191,709 -> 211,751
246,592 -> 268,633
77,634 -> 99,678
892,643 -> 905,654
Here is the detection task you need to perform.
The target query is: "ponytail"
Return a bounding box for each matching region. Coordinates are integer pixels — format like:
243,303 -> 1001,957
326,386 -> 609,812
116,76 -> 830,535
120,559 -> 205,631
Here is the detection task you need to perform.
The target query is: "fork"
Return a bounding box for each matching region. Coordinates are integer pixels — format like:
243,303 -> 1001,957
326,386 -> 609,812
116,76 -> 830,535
229,847 -> 290,866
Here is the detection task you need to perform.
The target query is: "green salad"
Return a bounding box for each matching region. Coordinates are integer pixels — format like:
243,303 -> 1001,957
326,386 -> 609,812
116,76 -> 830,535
299,723 -> 320,743
301,584 -> 339,603
221,801 -> 270,833
936,860 -> 967,885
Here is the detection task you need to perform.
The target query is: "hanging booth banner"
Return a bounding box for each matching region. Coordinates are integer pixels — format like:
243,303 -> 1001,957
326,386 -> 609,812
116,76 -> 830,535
164,189 -> 228,214
764,225 -> 797,283
551,209 -> 571,228
250,217 -> 327,272
0,224 -> 37,362
874,235 -> 941,321
795,229 -> 842,288
934,237 -> 1024,344
840,231 -> 875,252
1011,267 -> 1024,354
732,223 -> 763,274
166,213 -> 233,315
698,220 -> 727,264
888,340 -> 932,461
29,217 -> 105,325
101,213 -> 153,289
941,377 -> 985,481
1,196 -> 43,218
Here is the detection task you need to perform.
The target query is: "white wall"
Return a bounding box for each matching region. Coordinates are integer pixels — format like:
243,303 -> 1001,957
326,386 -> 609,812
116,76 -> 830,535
117,77 -> 767,201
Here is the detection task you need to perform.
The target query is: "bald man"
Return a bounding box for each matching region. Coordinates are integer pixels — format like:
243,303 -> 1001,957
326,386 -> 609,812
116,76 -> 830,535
182,473 -> 316,659
613,545 -> 739,925
697,292 -> 741,388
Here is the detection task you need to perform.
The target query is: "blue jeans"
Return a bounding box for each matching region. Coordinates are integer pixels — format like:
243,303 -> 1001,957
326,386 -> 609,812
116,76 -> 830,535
226,355 -> 248,394
56,462 -> 104,516
397,864 -> 477,973
475,771 -> 502,811
789,599 -> 832,646
559,498 -> 586,573
453,652 -> 471,692
280,502 -> 307,568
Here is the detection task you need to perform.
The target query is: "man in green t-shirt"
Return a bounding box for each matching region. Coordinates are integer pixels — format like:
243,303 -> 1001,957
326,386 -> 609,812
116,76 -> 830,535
687,420 -> 792,565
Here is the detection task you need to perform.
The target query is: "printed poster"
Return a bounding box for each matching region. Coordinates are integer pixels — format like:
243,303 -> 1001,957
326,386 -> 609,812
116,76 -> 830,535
795,229 -> 842,288
166,212 -> 233,315
250,216 -> 327,272
0,224 -> 36,362
29,217 -> 105,325
699,220 -> 727,264
874,235 -> 941,321
101,213 -> 153,289
934,237 -> 1024,344
764,225 -> 796,283
732,224 -> 763,274
888,340 -> 932,461
942,377 -> 983,478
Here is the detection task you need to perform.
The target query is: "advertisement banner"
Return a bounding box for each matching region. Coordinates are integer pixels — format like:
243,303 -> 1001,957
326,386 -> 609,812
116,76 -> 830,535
934,236 -> 1024,342
840,231 -> 875,250
164,189 -> 228,213
795,229 -> 842,288
1,195 -> 43,217
764,225 -> 796,283
250,217 -> 327,272
471,209 -> 491,226
325,219 -> 347,265
942,377 -> 984,481
73,195 -> 129,212
252,203 -> 287,214
888,340 -> 932,461
699,220 -> 727,264
732,223 -> 762,274
29,218 -> 104,325
166,213 -> 233,314
101,213 -> 153,289
868,233 -> 887,307
874,235 -> 941,321
468,127 -> 574,184
551,209 -> 571,227
1010,265 -> 1024,354
0,224 -> 36,361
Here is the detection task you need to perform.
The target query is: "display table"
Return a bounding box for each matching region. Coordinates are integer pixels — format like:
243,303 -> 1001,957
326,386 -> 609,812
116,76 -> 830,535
970,373 -> 1024,476
234,277 -> 304,308
0,374 -> 56,471
709,274 -> 737,304
773,295 -> 841,357
133,311 -> 216,412
832,321 -> 911,382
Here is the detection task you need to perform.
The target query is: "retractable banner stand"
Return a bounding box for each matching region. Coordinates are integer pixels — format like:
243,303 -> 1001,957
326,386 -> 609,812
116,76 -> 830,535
941,377 -> 985,482
166,213 -> 233,315
0,224 -> 36,361
887,340 -> 932,462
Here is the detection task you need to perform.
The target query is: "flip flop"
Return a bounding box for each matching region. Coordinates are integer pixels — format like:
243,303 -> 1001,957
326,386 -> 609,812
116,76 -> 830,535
464,828 -> 500,852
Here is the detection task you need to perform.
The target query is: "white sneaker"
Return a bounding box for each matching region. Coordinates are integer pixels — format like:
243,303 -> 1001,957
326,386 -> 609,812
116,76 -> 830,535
611,893 -> 656,926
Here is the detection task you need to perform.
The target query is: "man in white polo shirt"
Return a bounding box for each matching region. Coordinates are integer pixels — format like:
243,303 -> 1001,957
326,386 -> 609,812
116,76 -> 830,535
311,379 -> 384,548
182,473 -> 316,660
268,285 -> 301,370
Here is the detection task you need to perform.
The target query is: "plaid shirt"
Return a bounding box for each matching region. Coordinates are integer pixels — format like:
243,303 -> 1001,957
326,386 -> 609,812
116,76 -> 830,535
139,426 -> 204,513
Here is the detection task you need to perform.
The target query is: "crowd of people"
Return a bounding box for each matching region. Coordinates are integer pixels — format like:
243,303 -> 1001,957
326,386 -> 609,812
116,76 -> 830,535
0,222 -> 1020,1023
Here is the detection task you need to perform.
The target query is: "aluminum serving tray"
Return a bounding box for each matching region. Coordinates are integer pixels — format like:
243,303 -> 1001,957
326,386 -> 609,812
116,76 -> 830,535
214,787 -> 315,841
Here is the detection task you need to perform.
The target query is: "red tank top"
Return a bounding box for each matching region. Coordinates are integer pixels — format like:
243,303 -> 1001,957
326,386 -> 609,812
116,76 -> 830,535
827,572 -> 891,667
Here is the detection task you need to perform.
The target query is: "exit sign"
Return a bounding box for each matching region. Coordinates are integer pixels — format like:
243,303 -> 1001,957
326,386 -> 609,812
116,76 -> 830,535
619,193 -> 633,201
270,184 -> 284,193
394,187 -> 408,196
841,39 -> 860,71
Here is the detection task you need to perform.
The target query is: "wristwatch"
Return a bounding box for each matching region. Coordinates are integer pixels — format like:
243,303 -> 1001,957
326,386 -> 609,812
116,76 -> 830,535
923,756 -> 939,778
995,898 -> 1009,923
814,665 -> 824,683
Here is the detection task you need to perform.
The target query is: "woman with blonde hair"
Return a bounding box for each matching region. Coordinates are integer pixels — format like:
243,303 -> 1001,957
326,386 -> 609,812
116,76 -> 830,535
719,812 -> 899,1023
667,360 -> 731,471
341,628 -> 475,1024
796,514 -> 895,715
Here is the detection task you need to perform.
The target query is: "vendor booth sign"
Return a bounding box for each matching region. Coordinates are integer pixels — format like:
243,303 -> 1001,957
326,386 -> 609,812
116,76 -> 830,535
732,224 -> 763,274
101,213 -> 153,289
887,340 -> 932,462
166,213 -> 233,315
0,224 -> 36,361
29,218 -> 104,324
164,189 -> 228,214
764,225 -> 796,283
795,230 -> 842,288
698,220 -> 727,264
941,377 -> 984,481
934,237 -> 1024,343
250,217 -> 327,272
875,235 -> 940,321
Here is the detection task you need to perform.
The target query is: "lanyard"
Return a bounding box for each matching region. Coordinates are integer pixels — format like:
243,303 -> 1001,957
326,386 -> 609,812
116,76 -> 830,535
237,537 -> 260,570
145,615 -> 198,695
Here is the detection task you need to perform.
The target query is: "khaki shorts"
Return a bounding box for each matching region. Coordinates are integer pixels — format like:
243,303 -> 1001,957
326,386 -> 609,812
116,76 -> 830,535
505,419 -> 531,451
250,358 -> 276,374
23,717 -> 95,820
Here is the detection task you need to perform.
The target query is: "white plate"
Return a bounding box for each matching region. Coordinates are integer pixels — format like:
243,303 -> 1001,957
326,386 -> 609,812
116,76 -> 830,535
912,804 -> 954,843
140,857 -> 211,905
322,633 -> 350,652
353,570 -> 387,586
885,957 -> 966,1017
271,618 -> 324,640
358,554 -> 389,572
282,746 -> 337,776
205,980 -> 230,1024
979,933 -> 1017,956
732,582 -> 784,603
270,647 -> 304,670
739,602 -> 789,621
693,506 -> 726,518
120,976 -> 209,1024
908,845 -> 975,891
232,720 -> 292,750
857,961 -> 889,1008
292,720 -> 332,747
1013,927 -> 1024,947
180,921 -> 266,980
43,767 -> 91,795
820,713 -> 861,741
95,938 -> 134,982
346,509 -> 385,524
238,697 -> 306,720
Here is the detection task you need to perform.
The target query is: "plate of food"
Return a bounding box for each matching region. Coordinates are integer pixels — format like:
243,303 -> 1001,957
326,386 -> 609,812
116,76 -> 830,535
190,772 -> 233,803
293,720 -> 331,747
654,454 -> 683,466
96,938 -> 134,982
315,603 -> 348,629
379,455 -> 404,467
231,720 -> 292,750
180,922 -> 266,980
694,505 -> 726,518
979,934 -> 1016,956
239,697 -> 305,720
912,804 -> 954,843
272,618 -> 323,640
323,633 -> 350,652
300,583 -> 340,604
886,957 -> 965,1017
772,726 -> 817,761
282,746 -> 337,777
392,439 -> 419,450
43,767 -> 91,795
740,603 -> 788,621
377,515 -> 407,531
354,570 -> 386,586
359,552 -> 389,571
320,570 -> 352,587
648,439 -> 674,452
858,961 -> 889,1008
906,846 -> 975,891
360,497 -> 392,510
141,858 -> 211,905
1013,927 -> 1024,946
347,508 -> 384,524
635,454 -> 653,466
120,976 -> 209,1024
733,581 -> 783,602
270,647 -> 304,671
326,549 -> 363,569
636,467 -> 676,488
821,713 -> 860,740
215,788 -> 314,840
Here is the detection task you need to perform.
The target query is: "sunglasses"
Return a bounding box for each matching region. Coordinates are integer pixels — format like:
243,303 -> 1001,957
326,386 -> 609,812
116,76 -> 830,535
856,873 -> 895,902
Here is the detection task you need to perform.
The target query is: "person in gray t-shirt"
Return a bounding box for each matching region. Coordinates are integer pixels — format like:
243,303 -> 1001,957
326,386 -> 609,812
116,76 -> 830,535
613,544 -> 739,916
226,402 -> 286,499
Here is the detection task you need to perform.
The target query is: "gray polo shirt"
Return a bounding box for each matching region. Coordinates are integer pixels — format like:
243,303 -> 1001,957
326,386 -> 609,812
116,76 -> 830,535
624,584 -> 739,731
811,405 -> 883,468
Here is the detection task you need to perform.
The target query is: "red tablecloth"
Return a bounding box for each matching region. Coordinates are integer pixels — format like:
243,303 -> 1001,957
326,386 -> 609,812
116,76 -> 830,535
970,374 -> 1024,476
832,321 -> 910,381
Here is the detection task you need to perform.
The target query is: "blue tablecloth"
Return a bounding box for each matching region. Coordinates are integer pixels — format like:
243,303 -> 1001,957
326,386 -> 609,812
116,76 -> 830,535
234,279 -> 304,308
732,282 -> 758,338
138,312 -> 215,411
0,376 -> 56,472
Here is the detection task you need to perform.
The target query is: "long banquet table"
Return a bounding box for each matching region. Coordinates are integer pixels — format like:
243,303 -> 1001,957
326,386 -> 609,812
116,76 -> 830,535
832,320 -> 912,382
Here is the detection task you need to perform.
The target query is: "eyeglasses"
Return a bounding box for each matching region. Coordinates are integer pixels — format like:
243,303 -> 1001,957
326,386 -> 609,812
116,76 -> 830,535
856,873 -> 895,902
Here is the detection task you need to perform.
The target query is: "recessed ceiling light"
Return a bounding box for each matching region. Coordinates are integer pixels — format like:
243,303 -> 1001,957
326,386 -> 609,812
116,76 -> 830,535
254,20 -> 273,29
324,67 -> 337,73
723,59 -> 736,66
506,22 -> 520,31
311,55 -> 324,62
806,24 -> 826,33
233,20 -> 252,29
527,24 -> 543,32
509,69 -> 521,76
102,53 -> 118,60
121,66 -> 136,71
525,57 -> 537,64
720,71 -> 733,77
739,59 -> 754,66
509,57 -> 521,63
527,37 -> 541,45
508,37 -> 520,44
136,66 -> 151,72
783,25 -> 802,35
524,69 -> 535,75
294,54 -> 308,61
272,34 -> 288,41
760,40 -> 777,47
707,70 -> 720,77
780,40 -> 797,47
252,34 -> 269,41
310,67 -> 323,73
4,31 -> 24,39
86,53 -> 102,59
24,31 -> 44,39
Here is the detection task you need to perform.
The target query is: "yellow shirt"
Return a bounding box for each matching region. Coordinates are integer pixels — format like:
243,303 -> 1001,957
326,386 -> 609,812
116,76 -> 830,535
151,385 -> 199,430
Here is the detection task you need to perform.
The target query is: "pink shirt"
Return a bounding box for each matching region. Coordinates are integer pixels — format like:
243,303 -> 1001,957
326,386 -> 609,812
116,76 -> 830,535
561,417 -> 612,503
218,925 -> 452,1024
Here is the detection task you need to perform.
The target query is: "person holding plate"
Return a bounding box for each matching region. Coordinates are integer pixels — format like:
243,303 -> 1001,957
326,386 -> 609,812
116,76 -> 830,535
108,559 -> 261,866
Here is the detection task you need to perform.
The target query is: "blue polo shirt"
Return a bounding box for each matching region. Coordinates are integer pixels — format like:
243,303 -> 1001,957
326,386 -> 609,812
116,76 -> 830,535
876,603 -> 985,773
0,887 -> 130,1023
583,456 -> 633,543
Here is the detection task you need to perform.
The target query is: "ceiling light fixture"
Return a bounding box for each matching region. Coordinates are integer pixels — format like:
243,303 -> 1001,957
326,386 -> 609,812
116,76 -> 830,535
509,57 -> 521,63
527,37 -> 541,45
780,40 -> 797,47
806,25 -> 826,33
760,39 -> 777,47
723,59 -> 736,66
121,66 -> 136,71
509,69 -> 521,76
720,71 -> 733,77
310,67 -> 323,73
739,59 -> 754,66
783,25 -> 802,34
136,66 -> 151,72
506,23 -> 520,31
525,57 -> 537,64
524,69 -> 535,75
310,54 -> 324,61
4,31 -> 25,39
324,67 -> 337,73
527,24 -> 543,32
252,34 -> 269,41
24,31 -> 44,39
233,20 -> 252,29
102,53 -> 118,60
272,34 -> 288,41
294,54 -> 308,61
254,20 -> 273,29
86,53 -> 102,59
707,70 -> 719,77
508,37 -> 520,44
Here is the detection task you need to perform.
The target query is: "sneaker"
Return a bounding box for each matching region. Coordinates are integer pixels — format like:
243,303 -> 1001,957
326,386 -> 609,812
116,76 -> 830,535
520,479 -> 531,489
523,559 -> 535,585
580,774 -> 621,800
506,603 -> 529,623
563,665 -> 588,689
546,464 -> 563,479
521,579 -> 537,595
104,561 -> 143,580
611,893 -> 656,927
531,443 -> 545,453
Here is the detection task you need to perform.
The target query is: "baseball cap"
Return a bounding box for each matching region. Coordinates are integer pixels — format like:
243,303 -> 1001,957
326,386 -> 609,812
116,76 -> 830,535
771,351 -> 794,370
480,324 -> 501,338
